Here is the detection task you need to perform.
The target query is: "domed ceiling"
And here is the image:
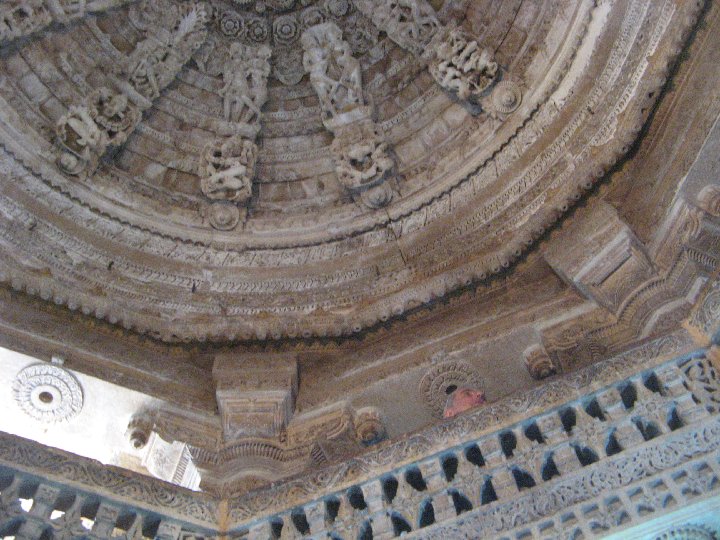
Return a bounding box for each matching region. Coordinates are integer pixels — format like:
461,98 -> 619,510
0,0 -> 701,342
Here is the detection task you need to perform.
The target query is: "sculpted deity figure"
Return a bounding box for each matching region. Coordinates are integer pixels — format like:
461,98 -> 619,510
330,119 -> 395,208
0,2 -> 51,42
127,2 -> 209,100
425,28 -> 498,102
302,23 -> 364,123
200,136 -> 257,204
56,105 -> 105,175
353,0 -> 499,108
220,43 -> 271,125
56,87 -> 140,175
354,0 -> 440,55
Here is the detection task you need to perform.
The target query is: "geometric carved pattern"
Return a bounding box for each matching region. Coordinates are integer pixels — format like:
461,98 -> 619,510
11,363 -> 83,424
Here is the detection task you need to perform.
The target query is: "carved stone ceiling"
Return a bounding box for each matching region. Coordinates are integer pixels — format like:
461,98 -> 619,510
0,0 -> 703,342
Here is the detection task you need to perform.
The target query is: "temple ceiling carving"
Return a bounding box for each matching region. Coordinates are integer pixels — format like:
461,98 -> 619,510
0,0 -> 708,343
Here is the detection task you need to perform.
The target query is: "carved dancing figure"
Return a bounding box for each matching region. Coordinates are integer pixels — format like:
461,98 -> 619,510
220,43 -> 271,125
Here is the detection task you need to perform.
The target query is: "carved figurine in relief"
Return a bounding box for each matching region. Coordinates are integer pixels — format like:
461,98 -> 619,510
88,88 -> 140,146
0,2 -> 51,42
56,88 -> 139,175
426,28 -> 499,102
220,43 -> 272,125
200,136 -> 257,204
302,23 -> 364,121
56,106 -> 105,175
127,3 -> 208,100
354,0 -> 440,55
331,120 -> 395,208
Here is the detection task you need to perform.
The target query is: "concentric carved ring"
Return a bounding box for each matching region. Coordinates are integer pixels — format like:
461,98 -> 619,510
419,360 -> 484,417
12,364 -> 84,423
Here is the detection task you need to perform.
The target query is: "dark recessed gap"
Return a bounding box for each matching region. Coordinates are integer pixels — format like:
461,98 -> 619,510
667,408 -> 683,431
634,419 -> 661,441
573,445 -> 599,466
644,373 -> 662,394
584,399 -> 606,421
449,489 -> 473,515
524,422 -> 545,445
325,497 -> 340,524
390,512 -> 412,536
270,518 -> 283,539
381,475 -> 398,504
559,408 -> 576,433
445,384 -> 458,395
541,456 -> 561,481
358,521 -> 373,540
605,431 -> 622,456
499,431 -> 517,458
440,454 -> 458,482
464,444 -> 485,468
291,509 -> 310,536
511,467 -> 536,491
404,467 -> 427,492
347,486 -> 367,510
418,501 -> 435,528
481,477 -> 498,505
619,384 -> 638,409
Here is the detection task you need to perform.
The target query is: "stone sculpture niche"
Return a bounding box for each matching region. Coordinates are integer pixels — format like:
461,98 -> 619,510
199,44 -> 271,230
353,0 -> 500,108
302,22 -> 396,209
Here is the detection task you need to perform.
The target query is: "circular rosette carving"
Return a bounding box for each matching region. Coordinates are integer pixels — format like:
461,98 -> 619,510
419,360 -> 484,417
657,525 -> 718,540
246,16 -> 270,42
13,363 -> 84,423
353,407 -> 386,446
208,202 -> 242,231
492,80 -> 522,115
273,14 -> 300,46
220,11 -> 245,38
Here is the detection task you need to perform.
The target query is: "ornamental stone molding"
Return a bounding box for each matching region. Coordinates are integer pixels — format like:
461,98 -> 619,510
0,0 -> 706,341
11,362 -> 84,423
0,333 -> 716,538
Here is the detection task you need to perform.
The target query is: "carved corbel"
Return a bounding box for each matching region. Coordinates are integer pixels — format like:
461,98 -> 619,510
523,343 -> 560,380
212,353 -> 299,442
302,22 -> 396,209
55,87 -> 141,175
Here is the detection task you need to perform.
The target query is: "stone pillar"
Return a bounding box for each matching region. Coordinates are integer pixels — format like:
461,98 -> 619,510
212,353 -> 298,441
